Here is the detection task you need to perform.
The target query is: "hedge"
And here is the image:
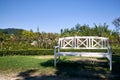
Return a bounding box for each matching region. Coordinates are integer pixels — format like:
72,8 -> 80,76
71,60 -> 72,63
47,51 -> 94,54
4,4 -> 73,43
61,49 -> 107,52
0,49 -> 54,56
0,48 -> 120,56
112,48 -> 120,55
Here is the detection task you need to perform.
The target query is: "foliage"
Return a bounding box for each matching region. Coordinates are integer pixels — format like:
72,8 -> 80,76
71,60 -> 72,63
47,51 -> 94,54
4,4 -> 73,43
61,49 -> 107,52
61,23 -> 111,37
0,28 -> 23,35
0,28 -> 59,50
112,48 -> 120,55
112,17 -> 120,44
0,22 -> 120,50
0,49 -> 54,56
0,48 -> 120,56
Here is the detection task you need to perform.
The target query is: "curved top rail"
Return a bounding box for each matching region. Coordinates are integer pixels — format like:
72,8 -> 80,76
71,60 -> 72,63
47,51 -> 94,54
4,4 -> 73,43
59,36 -> 109,40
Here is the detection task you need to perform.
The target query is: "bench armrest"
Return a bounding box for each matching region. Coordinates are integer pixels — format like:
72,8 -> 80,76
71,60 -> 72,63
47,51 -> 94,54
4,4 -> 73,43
54,46 -> 60,55
54,46 -> 59,49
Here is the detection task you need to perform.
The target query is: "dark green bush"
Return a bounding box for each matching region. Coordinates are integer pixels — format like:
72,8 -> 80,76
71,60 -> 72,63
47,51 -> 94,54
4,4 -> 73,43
61,49 -> 107,52
0,49 -> 54,56
0,48 -> 119,56
112,48 -> 120,55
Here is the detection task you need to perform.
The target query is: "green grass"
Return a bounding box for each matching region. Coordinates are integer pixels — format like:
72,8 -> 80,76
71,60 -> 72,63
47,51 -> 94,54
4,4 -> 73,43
0,56 -> 55,74
0,55 -> 120,79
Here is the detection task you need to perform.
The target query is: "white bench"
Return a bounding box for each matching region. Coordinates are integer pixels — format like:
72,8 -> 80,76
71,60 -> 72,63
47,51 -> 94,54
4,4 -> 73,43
54,36 -> 112,70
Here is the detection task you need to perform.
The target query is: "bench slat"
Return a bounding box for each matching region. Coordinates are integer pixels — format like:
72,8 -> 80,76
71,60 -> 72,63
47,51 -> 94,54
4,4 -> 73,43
56,52 -> 108,57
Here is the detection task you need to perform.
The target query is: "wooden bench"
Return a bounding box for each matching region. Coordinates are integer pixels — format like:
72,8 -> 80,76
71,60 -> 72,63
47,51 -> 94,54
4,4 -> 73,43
54,36 -> 112,70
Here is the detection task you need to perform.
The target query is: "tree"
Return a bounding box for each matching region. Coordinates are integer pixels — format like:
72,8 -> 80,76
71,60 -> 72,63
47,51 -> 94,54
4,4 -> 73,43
79,24 -> 91,36
93,23 -> 110,37
112,17 -> 120,43
22,30 -> 34,39
60,29 -> 63,35
75,24 -> 80,31
0,37 -> 3,50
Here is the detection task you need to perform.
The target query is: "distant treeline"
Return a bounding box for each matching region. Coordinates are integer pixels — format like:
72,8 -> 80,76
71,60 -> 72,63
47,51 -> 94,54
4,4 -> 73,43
0,28 -> 24,35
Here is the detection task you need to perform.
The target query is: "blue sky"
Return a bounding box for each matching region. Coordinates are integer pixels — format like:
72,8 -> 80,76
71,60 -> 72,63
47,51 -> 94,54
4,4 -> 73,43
0,0 -> 120,33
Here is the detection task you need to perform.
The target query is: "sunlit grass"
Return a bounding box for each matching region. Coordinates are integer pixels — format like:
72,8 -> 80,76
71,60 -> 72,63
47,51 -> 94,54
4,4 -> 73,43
0,56 -> 55,74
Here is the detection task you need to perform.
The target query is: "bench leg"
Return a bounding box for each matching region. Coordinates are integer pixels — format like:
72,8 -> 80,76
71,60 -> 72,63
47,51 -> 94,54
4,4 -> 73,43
58,56 -> 60,62
107,54 -> 112,71
54,54 -> 56,66
110,55 -> 112,71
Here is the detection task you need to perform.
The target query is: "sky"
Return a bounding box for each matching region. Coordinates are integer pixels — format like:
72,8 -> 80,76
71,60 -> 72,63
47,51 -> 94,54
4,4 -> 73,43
0,0 -> 120,33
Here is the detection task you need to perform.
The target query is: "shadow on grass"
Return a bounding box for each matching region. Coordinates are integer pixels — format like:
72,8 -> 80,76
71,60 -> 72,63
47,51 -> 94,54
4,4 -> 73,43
111,55 -> 120,78
17,55 -> 120,80
16,69 -> 38,80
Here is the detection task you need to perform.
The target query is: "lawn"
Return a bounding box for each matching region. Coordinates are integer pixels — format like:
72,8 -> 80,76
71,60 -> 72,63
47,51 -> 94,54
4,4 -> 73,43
0,55 -> 120,80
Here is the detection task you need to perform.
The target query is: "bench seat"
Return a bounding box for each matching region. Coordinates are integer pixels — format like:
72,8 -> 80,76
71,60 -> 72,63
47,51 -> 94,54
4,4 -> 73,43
56,52 -> 108,57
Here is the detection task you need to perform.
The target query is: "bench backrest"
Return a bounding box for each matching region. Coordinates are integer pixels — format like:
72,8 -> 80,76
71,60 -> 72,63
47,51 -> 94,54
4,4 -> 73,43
58,36 -> 109,49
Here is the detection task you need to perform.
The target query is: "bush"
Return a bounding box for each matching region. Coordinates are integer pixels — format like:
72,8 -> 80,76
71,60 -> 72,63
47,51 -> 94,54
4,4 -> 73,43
0,48 -> 119,56
112,48 -> 120,55
61,49 -> 107,52
0,49 -> 54,56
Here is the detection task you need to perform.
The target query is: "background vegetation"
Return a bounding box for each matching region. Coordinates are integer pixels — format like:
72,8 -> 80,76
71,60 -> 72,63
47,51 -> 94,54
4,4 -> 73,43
0,17 -> 120,51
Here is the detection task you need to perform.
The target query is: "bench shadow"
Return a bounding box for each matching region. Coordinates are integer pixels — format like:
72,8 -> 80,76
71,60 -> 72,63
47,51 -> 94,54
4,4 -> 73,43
111,55 -> 120,79
41,58 -> 110,79
16,56 -> 120,80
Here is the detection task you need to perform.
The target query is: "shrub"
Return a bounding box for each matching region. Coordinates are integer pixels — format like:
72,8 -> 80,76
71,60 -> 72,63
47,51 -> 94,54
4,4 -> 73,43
0,48 -> 119,56
112,48 -> 120,55
60,49 -> 107,52
0,49 -> 54,56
